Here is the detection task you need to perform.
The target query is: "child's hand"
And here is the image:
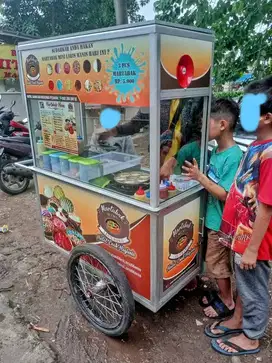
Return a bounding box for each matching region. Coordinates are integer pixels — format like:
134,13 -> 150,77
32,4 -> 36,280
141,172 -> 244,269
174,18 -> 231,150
240,248 -> 258,270
182,159 -> 201,181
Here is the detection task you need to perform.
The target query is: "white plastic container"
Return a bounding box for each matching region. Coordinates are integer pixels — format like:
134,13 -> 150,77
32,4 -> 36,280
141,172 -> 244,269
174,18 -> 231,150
92,152 -> 142,176
78,158 -> 102,182
171,175 -> 199,192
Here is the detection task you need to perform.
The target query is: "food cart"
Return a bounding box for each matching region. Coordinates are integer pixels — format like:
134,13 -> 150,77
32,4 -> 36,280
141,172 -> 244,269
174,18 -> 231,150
17,21 -> 214,336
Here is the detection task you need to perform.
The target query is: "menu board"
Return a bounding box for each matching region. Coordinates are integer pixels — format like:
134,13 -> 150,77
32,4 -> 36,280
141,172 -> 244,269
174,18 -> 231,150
21,36 -> 149,107
39,100 -> 78,154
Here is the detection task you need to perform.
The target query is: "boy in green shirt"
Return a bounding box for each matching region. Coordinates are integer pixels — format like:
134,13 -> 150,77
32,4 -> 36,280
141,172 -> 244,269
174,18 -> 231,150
183,99 -> 243,318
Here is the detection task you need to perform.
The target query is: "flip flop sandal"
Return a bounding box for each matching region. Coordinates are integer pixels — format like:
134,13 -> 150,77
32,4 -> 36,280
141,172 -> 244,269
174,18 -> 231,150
199,289 -> 217,307
204,320 -> 243,338
199,290 -> 235,319
211,338 -> 260,356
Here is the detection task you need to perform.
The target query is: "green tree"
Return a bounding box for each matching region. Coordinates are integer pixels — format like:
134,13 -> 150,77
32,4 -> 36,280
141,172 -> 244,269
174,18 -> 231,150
155,0 -> 272,85
0,0 -> 150,37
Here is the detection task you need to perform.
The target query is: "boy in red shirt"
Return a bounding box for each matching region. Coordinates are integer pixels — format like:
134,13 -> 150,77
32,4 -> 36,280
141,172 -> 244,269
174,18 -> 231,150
206,76 -> 272,356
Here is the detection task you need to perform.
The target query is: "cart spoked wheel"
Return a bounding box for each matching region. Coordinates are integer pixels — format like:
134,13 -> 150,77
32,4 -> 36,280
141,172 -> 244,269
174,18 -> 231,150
67,244 -> 135,337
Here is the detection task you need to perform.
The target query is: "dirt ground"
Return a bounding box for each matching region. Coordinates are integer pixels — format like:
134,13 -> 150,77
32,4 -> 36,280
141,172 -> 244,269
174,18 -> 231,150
0,184 -> 272,363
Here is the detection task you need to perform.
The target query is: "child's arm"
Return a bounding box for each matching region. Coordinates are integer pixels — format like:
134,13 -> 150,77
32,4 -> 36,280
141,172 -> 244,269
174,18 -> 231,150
240,158 -> 272,269
240,202 -> 272,269
160,144 -> 190,178
182,159 -> 228,201
160,156 -> 176,179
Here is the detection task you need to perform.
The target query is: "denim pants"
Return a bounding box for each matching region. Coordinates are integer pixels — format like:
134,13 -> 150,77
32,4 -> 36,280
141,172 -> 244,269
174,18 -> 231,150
235,257 -> 271,340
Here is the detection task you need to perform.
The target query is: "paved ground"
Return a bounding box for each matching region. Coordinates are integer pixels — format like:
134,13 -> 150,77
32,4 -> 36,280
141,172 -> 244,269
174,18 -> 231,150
0,184 -> 272,363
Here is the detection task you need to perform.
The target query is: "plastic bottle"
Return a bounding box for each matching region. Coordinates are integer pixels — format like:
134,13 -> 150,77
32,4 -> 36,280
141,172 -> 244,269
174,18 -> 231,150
134,186 -> 145,201
36,139 -> 46,158
168,182 -> 177,197
77,136 -> 84,155
159,181 -> 168,199
145,190 -> 150,202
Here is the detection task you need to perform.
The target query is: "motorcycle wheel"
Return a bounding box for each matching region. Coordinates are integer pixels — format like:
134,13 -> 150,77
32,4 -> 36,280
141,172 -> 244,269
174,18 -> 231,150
0,160 -> 30,195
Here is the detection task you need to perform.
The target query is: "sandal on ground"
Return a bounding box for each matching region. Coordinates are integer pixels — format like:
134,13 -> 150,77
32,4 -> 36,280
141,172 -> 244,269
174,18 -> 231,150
199,289 -> 217,307
211,338 -> 260,356
204,320 -> 243,338
199,290 -> 235,319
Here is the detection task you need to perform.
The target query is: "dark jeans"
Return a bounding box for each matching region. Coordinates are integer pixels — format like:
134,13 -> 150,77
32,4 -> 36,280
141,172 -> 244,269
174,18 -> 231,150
235,256 -> 271,340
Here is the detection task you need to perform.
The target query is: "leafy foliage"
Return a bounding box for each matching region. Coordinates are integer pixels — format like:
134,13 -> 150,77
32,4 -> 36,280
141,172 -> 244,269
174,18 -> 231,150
0,0 -> 150,37
155,0 -> 272,85
215,90 -> 243,99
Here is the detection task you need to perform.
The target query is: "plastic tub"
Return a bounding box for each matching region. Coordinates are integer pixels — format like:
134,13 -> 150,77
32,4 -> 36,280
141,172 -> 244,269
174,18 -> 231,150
69,157 -> 80,179
42,150 -> 58,170
172,175 -> 199,192
79,158 -> 102,182
92,152 -> 142,176
50,152 -> 66,174
60,154 -> 77,176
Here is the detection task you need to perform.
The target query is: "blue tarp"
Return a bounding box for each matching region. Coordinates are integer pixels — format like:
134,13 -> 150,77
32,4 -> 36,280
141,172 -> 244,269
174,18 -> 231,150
235,73 -> 253,83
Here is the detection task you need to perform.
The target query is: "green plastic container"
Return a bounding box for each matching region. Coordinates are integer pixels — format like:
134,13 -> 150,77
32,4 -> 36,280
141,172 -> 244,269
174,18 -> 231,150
78,158 -> 102,182
69,156 -> 81,179
59,154 -> 77,176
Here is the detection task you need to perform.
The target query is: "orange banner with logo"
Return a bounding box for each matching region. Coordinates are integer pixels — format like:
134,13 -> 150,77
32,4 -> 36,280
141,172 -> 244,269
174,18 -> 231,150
21,36 -> 149,107
0,45 -> 18,80
163,198 -> 200,291
160,34 -> 212,90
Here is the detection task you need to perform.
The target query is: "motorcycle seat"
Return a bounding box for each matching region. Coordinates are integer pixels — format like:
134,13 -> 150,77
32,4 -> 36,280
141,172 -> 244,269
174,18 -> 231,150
0,136 -> 31,145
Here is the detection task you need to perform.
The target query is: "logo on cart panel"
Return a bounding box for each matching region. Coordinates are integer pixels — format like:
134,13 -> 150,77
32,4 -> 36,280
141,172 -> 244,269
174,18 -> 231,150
168,219 -> 194,261
97,203 -> 130,244
25,54 -> 43,84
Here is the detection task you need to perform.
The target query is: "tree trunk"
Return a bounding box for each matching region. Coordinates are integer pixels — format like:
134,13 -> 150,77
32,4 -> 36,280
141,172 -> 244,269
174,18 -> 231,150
113,0 -> 128,25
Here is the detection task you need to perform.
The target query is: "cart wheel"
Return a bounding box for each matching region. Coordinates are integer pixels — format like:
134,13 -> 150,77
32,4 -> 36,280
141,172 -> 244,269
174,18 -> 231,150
67,244 -> 135,337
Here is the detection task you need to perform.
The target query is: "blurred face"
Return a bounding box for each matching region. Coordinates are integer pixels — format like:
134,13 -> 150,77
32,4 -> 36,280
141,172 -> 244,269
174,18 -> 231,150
208,117 -> 228,141
209,117 -> 221,141
256,113 -> 272,132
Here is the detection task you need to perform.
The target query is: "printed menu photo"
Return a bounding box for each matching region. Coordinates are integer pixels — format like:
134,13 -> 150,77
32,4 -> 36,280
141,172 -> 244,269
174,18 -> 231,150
39,100 -> 78,154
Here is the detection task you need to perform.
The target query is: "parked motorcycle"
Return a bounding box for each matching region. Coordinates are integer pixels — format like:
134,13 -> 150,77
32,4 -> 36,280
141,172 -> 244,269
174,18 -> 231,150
0,135 -> 33,195
0,120 -> 42,195
0,96 -> 29,137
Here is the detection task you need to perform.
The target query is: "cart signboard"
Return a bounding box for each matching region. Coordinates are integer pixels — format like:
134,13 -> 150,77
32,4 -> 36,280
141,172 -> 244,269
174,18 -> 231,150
38,100 -> 79,154
163,198 -> 201,291
21,36 -> 150,107
37,175 -> 151,300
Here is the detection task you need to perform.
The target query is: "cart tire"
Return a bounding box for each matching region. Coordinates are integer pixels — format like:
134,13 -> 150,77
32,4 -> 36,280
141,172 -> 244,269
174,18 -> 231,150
67,244 -> 135,337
